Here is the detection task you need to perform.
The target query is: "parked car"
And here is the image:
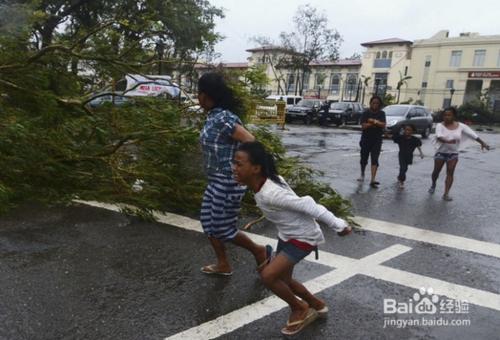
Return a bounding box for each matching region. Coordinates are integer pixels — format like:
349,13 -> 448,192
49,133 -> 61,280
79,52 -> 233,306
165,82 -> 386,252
88,93 -> 133,108
286,99 -> 322,124
384,104 -> 434,138
266,95 -> 303,110
320,101 -> 364,126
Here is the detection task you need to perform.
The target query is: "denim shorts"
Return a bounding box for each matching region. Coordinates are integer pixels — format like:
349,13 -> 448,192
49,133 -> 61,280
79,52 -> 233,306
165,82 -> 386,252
276,239 -> 314,264
434,152 -> 459,161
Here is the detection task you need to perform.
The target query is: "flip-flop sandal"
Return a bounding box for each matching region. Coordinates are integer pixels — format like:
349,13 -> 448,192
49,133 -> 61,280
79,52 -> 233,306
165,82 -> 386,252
316,306 -> 329,318
281,308 -> 319,336
200,264 -> 233,276
256,244 -> 273,271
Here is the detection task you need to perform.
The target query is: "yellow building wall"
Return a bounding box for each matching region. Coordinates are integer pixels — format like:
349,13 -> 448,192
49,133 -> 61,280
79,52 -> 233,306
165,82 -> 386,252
359,44 -> 412,105
405,33 -> 500,111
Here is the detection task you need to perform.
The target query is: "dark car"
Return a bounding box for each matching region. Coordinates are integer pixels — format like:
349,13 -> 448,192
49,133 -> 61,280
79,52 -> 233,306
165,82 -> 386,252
320,102 -> 364,126
286,99 -> 322,125
384,105 -> 434,138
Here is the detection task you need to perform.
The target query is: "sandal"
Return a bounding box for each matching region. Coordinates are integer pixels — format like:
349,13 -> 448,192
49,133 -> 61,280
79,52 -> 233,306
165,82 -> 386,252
369,182 -> 379,188
200,264 -> 232,276
316,306 -> 329,318
257,244 -> 273,271
281,308 -> 318,336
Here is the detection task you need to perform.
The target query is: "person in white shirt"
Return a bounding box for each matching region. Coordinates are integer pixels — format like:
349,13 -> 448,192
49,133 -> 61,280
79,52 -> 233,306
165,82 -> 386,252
232,141 -> 351,336
429,107 -> 490,201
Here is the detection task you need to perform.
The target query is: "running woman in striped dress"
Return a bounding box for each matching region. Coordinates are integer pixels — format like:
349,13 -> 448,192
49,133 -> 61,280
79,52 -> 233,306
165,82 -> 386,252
198,72 -> 270,276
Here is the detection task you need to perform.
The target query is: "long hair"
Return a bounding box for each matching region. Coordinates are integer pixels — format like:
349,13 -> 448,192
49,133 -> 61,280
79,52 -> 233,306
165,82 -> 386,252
237,141 -> 283,185
198,72 -> 243,116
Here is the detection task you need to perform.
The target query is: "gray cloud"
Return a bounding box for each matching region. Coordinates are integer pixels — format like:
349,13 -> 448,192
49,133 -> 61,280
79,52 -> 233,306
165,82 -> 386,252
210,0 -> 500,62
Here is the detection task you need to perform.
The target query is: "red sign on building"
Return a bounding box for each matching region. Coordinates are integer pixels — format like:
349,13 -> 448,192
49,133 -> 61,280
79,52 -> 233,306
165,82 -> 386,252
468,71 -> 500,78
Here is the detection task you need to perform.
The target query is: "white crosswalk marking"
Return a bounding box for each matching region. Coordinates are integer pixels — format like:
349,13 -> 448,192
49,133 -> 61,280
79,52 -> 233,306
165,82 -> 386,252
74,200 -> 500,338
354,216 -> 500,259
164,245 -> 412,340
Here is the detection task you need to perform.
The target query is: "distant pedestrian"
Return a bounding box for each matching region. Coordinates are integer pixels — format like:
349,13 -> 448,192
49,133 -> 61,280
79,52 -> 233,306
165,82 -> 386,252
359,96 -> 387,187
233,141 -> 352,336
393,124 -> 424,188
429,107 -> 490,201
198,72 -> 270,276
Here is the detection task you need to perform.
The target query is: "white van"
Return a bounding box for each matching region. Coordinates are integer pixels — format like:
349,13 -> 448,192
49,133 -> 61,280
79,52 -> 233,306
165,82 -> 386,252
266,95 -> 303,109
116,74 -> 181,98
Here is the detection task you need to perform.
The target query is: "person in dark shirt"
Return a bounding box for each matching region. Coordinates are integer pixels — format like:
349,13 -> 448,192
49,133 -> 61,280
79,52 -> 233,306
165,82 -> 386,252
359,96 -> 386,187
393,124 -> 424,188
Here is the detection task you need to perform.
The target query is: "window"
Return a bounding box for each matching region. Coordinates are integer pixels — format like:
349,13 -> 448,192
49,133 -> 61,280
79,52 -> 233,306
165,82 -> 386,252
374,73 -> 388,96
302,72 -> 310,90
314,73 -> 325,89
376,51 -> 381,59
473,49 -> 486,67
415,107 -> 426,116
497,50 -> 500,67
382,51 -> 387,59
330,74 -> 341,94
404,66 -> 408,76
346,73 -> 358,98
424,55 -> 431,67
374,58 -> 392,68
345,74 -> 358,100
446,79 -> 454,89
389,51 -> 393,59
450,50 -> 462,67
421,82 -> 428,88
287,74 -> 295,92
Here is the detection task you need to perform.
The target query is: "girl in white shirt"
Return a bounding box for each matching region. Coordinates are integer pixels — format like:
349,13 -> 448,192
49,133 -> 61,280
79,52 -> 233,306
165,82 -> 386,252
430,107 -> 490,201
233,141 -> 351,336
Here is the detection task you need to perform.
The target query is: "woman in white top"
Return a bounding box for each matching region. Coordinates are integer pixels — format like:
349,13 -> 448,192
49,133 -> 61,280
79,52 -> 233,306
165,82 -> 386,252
429,107 -> 490,201
232,141 -> 351,336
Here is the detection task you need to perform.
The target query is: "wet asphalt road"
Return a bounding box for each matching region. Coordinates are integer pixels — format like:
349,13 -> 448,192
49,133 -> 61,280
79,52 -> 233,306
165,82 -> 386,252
1,124 -> 500,340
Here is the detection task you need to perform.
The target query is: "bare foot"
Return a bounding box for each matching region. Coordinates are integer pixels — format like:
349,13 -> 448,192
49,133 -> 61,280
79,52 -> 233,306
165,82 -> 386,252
442,195 -> 453,201
309,298 -> 326,311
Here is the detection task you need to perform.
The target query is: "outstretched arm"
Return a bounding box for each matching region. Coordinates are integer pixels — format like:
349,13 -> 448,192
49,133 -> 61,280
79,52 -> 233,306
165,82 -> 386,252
267,191 -> 350,233
476,137 -> 490,151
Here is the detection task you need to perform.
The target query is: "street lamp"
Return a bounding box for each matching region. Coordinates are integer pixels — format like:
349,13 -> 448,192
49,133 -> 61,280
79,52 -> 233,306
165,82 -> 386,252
449,88 -> 456,106
317,84 -> 322,99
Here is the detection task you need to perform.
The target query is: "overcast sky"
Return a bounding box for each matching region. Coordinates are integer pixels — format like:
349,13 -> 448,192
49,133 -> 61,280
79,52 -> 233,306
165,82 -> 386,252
209,0 -> 500,62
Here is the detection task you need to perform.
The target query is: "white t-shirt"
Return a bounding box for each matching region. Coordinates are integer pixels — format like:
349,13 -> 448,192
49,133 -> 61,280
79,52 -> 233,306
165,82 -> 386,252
254,176 -> 348,245
434,122 -> 478,153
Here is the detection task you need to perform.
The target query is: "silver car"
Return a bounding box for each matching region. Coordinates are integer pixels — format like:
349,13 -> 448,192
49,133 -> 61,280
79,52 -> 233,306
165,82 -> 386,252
384,105 -> 434,138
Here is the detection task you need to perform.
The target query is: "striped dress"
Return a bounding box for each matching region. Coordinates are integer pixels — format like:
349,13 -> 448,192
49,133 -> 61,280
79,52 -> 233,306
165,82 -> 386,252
199,108 -> 246,241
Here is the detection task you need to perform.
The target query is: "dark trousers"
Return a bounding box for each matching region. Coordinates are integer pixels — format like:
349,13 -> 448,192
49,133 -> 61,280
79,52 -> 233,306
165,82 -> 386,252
360,140 -> 382,167
398,154 -> 412,182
